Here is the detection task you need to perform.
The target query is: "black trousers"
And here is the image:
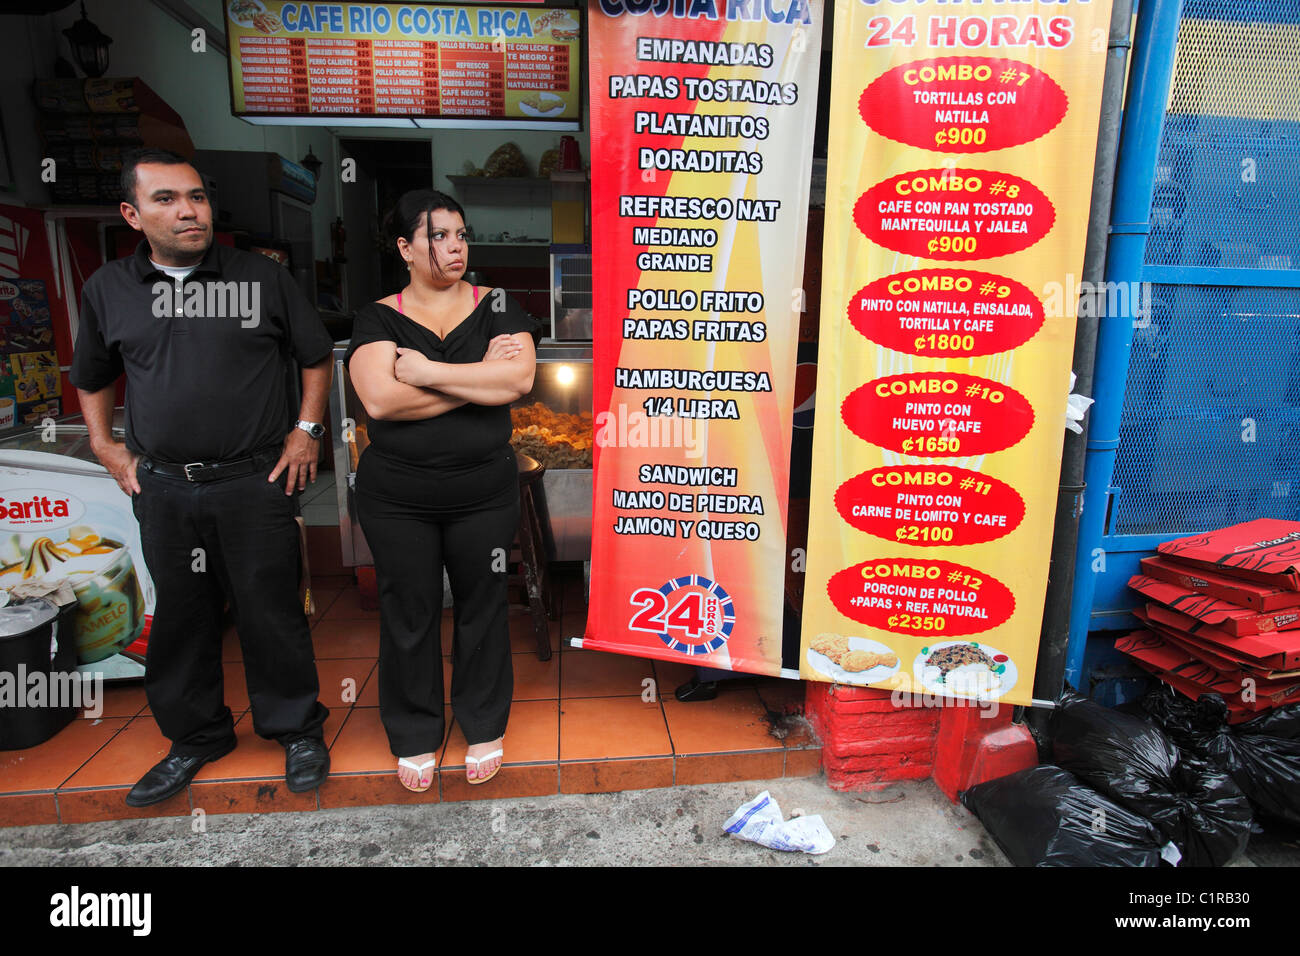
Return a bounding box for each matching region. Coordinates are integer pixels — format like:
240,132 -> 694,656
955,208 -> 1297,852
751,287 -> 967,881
355,446 -> 517,756
132,457 -> 328,757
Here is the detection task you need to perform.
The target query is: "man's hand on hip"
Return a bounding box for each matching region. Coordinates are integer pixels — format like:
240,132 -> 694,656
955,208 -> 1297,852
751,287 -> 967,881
270,428 -> 318,494
93,441 -> 141,497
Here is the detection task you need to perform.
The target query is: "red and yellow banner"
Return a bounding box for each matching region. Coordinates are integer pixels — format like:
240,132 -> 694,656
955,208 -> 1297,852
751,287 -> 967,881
801,1 -> 1114,705
583,0 -> 823,676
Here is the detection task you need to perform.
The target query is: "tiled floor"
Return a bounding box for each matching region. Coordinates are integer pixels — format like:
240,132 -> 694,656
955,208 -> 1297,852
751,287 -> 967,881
0,526 -> 820,827
299,472 -> 340,528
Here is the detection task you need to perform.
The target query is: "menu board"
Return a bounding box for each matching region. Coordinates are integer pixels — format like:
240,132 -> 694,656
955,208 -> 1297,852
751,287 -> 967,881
581,0 -> 823,677
800,1 -> 1114,706
225,1 -> 581,124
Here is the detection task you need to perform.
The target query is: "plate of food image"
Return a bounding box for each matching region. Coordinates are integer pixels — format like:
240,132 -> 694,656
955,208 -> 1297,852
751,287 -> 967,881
548,15 -> 580,40
519,92 -> 566,117
805,633 -> 901,685
533,10 -> 580,40
228,0 -> 265,26
251,9 -> 282,33
912,640 -> 1018,700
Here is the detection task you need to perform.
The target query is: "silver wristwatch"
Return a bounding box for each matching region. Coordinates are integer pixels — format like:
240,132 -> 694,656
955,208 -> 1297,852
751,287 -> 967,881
296,420 -> 326,440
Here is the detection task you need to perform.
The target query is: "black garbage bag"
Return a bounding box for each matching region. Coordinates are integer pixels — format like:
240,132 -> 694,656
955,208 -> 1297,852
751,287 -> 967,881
1142,688 -> 1300,828
1139,686 -> 1223,752
960,765 -> 1167,866
1050,692 -> 1252,866
1232,705 -> 1300,827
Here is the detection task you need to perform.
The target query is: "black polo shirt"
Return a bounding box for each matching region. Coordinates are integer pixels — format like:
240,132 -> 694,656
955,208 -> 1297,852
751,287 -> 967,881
344,294 -> 542,468
70,239 -> 334,462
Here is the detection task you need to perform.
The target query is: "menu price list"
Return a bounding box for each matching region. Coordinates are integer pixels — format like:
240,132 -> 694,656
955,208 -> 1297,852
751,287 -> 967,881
609,36 -> 802,550
824,24 -> 1083,654
373,39 -> 439,114
307,39 -> 374,113
236,36 -> 570,116
439,42 -> 505,115
506,45 -> 572,91
238,36 -> 309,112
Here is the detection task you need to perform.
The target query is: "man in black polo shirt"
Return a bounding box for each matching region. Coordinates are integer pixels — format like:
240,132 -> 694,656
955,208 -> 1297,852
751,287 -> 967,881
71,148 -> 334,806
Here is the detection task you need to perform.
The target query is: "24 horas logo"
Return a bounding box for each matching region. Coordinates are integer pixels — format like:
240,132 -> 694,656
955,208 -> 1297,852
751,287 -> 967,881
0,490 -> 84,531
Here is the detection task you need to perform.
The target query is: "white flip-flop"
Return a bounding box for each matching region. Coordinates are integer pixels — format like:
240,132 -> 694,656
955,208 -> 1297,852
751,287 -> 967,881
397,757 -> 438,792
464,749 -> 504,785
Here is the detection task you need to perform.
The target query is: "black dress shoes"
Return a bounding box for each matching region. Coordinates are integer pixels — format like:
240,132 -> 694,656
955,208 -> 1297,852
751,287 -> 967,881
125,740 -> 237,807
675,677 -> 719,702
284,736 -> 330,792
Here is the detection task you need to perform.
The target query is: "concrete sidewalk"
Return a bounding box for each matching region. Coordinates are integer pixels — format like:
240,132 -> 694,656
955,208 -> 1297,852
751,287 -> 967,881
0,777 -> 1008,867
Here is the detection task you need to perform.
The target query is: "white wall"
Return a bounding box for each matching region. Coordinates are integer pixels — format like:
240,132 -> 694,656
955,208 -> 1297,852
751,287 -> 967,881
1,1 -> 341,260
431,128 -> 583,240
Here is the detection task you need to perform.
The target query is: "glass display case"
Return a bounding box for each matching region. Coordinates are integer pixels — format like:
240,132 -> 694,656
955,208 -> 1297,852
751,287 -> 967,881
330,342 -> 594,566
0,412 -> 150,680
509,344 -> 592,561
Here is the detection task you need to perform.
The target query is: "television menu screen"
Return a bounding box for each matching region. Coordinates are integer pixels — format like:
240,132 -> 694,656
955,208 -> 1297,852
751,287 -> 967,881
225,1 -> 581,126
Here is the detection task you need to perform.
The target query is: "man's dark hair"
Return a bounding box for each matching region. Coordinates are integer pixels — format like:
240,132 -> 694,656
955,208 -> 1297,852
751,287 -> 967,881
120,148 -> 191,206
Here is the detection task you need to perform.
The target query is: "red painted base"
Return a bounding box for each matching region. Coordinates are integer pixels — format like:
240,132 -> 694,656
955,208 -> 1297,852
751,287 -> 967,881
804,682 -> 1037,796
932,704 -> 1038,802
804,684 -> 940,791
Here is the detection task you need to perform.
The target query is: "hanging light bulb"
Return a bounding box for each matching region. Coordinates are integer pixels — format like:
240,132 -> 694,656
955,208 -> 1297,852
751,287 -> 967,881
62,1 -> 112,78
300,146 -> 323,181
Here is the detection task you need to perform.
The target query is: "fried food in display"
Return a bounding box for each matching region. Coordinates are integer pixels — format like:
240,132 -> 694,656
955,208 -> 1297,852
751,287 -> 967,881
510,402 -> 593,469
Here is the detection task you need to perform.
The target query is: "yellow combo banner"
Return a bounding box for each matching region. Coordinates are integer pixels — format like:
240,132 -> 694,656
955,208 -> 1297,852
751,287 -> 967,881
801,0 -> 1115,705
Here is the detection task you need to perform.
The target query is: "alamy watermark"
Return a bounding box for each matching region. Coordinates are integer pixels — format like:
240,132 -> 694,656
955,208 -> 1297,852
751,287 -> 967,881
0,667 -> 102,718
890,684 -> 1000,719
594,401 -> 704,458
1041,274 -> 1153,326
152,280 -> 260,328
49,886 -> 150,936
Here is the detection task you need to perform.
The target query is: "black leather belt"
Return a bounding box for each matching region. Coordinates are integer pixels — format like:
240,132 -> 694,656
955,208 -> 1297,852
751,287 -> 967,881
140,448 -> 281,483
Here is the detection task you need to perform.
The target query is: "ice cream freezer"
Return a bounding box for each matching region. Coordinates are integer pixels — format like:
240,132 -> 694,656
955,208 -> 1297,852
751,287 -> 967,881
330,342 -> 593,567
0,414 -> 150,680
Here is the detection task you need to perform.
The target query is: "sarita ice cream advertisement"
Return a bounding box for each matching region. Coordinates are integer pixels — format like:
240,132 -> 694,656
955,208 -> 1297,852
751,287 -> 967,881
0,453 -> 152,678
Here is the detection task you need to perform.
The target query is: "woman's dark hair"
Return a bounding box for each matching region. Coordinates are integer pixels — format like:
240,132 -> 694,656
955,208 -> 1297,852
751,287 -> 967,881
383,189 -> 469,281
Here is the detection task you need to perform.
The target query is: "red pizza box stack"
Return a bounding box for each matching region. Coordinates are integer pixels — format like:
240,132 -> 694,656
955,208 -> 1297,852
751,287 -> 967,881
1117,520 -> 1300,720
1157,519 -> 1300,590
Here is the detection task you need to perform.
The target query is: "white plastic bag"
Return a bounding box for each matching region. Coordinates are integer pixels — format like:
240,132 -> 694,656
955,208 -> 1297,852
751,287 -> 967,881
1065,371 -> 1094,435
722,790 -> 836,855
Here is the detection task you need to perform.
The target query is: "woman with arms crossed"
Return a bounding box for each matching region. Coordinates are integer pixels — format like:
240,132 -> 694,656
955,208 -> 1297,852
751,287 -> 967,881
345,190 -> 540,790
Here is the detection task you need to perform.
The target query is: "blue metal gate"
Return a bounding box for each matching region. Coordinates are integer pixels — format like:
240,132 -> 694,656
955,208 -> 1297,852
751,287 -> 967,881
1067,0 -> 1300,687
